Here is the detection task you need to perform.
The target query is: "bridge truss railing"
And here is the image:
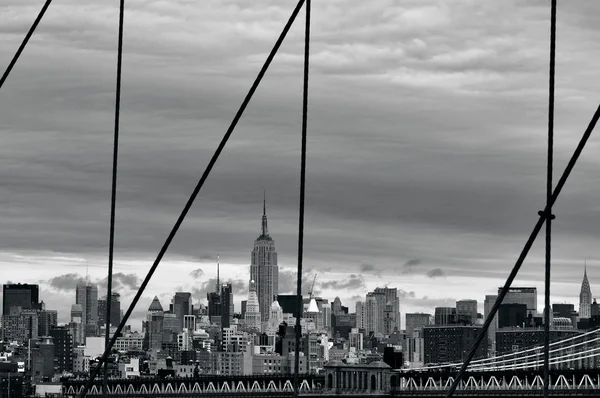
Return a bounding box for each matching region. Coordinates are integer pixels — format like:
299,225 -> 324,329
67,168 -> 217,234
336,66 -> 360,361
411,328 -> 600,372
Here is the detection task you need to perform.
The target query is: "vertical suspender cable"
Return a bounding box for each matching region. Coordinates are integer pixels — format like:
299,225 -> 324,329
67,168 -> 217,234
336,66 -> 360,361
103,0 -> 125,396
79,1 -> 307,395
294,0 -> 311,396
0,0 -> 53,90
543,1 -> 557,397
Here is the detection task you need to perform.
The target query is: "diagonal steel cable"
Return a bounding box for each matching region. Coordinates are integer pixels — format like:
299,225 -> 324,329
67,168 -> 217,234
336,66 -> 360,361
543,1 -> 558,397
78,0 -> 307,395
293,0 -> 311,396
103,0 -> 125,395
444,104 -> 600,398
0,0 -> 53,90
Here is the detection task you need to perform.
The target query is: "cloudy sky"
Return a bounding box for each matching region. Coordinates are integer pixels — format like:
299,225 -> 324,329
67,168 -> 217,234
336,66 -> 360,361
2,0 -> 600,329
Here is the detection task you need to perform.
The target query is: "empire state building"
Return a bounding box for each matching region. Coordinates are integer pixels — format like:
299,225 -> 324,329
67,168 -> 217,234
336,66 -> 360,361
250,196 -> 279,323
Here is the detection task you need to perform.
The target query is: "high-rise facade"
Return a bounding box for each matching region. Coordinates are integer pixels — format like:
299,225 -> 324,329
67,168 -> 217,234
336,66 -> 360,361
498,287 -> 537,316
98,293 -> 121,327
434,307 -> 456,325
49,326 -> 73,373
405,313 -> 431,337
220,283 -> 234,329
172,292 -> 192,332
484,295 -> 499,353
364,295 -> 379,334
456,299 -> 478,325
579,265 -> 593,319
75,282 -> 98,337
2,283 -> 40,315
146,296 -> 164,352
244,280 -> 261,330
374,287 -> 401,333
249,197 -> 278,322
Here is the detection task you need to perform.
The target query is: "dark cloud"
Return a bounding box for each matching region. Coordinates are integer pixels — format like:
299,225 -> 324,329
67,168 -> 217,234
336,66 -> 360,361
46,272 -> 140,294
191,278 -> 249,301
98,273 -> 141,292
319,274 -> 366,291
398,289 -> 417,299
427,268 -> 446,279
189,268 -> 204,279
278,269 -> 315,295
360,263 -> 381,276
404,259 -> 421,267
46,273 -> 86,292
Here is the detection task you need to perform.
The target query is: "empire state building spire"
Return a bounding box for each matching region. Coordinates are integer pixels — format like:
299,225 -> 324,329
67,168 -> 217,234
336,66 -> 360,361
261,191 -> 269,238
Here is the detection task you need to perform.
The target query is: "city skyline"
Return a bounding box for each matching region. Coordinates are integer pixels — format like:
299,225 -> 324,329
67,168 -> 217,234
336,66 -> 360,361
3,0 -> 600,328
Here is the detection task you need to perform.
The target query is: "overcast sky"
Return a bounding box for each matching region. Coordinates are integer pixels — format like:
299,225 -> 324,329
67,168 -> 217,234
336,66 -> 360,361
2,0 -> 600,329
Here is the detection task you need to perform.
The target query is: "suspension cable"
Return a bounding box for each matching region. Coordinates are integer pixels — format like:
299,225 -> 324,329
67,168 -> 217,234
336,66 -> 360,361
414,328 -> 600,371
293,0 -> 311,396
103,0 -> 125,395
0,0 -> 53,90
444,104 -> 600,398
543,1 -> 558,397
78,1 -> 307,395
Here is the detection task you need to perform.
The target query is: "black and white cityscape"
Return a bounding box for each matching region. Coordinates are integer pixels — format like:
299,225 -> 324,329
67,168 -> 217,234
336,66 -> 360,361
2,0 -> 600,397
1,202 -> 599,396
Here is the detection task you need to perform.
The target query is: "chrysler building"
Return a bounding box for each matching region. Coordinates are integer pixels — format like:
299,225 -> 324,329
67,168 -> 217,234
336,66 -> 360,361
579,263 -> 593,319
250,195 -> 279,323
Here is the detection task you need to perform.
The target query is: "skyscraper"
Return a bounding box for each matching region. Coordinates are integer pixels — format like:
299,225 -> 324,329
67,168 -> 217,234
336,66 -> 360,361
172,292 -> 192,332
75,282 -> 98,337
374,287 -> 400,333
484,295 -> 499,353
245,280 -> 261,330
146,296 -> 164,352
2,283 -> 40,315
220,283 -> 234,329
580,264 -> 593,319
456,299 -> 478,325
250,196 -> 278,322
498,287 -> 537,316
98,293 -> 121,327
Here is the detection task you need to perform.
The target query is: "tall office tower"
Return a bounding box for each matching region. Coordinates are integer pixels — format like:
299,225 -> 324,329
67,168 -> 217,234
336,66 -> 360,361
579,264 -> 593,319
69,304 -> 85,346
405,313 -> 431,337
249,196 -> 278,322
456,299 -> 478,325
374,287 -> 401,332
98,293 -> 121,327
332,297 -> 343,315
321,302 -> 332,330
2,283 -> 40,315
484,295 -> 499,353
49,326 -> 73,373
498,287 -> 537,316
220,283 -> 234,328
207,257 -> 223,325
434,307 -> 456,325
364,295 -> 380,334
355,301 -> 365,330
172,292 -> 192,331
76,282 -> 98,337
367,290 -> 386,334
146,296 -> 164,352
244,280 -> 261,330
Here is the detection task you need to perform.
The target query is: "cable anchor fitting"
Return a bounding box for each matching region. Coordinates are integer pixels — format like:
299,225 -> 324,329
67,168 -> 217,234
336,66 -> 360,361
538,210 -> 556,220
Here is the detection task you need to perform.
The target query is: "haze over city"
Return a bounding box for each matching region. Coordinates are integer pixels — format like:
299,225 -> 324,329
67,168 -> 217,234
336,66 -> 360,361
2,0 -> 600,328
